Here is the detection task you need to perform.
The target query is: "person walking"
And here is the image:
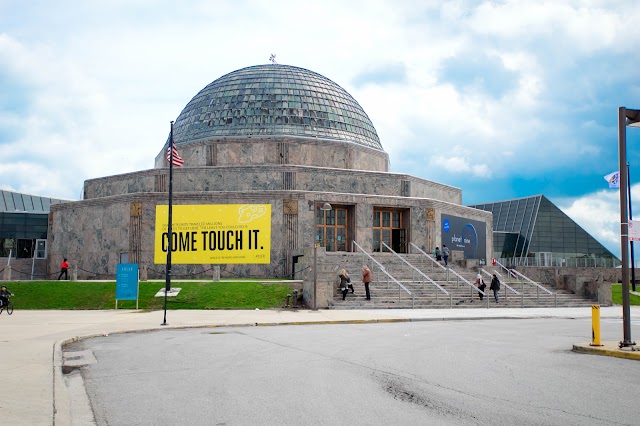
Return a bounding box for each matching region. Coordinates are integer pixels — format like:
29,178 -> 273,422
434,246 -> 441,262
442,244 -> 450,267
58,258 -> 69,280
339,269 -> 351,300
490,273 -> 500,303
476,273 -> 486,301
362,265 -> 372,300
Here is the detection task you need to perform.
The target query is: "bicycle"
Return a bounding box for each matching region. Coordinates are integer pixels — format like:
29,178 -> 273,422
0,296 -> 13,315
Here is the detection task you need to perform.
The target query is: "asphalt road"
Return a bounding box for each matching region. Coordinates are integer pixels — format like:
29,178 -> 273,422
67,318 -> 640,425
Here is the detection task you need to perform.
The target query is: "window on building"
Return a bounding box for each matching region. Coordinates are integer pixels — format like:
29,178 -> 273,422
316,206 -> 348,252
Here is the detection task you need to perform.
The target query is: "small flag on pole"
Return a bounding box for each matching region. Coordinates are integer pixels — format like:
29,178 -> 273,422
166,141 -> 184,167
629,220 -> 640,242
604,171 -> 620,188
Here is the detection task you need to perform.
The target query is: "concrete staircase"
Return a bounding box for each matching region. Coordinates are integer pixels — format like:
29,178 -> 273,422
0,258 -> 49,280
326,253 -> 596,309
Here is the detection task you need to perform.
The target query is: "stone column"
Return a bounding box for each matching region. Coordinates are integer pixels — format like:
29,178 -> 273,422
211,266 -> 221,282
3,265 -> 11,281
71,265 -> 78,281
597,282 -> 612,305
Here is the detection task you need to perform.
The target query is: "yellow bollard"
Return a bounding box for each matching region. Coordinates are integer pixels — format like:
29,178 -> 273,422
591,304 -> 603,346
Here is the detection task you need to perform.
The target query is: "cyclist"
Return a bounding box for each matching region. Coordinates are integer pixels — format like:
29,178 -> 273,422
0,285 -> 13,309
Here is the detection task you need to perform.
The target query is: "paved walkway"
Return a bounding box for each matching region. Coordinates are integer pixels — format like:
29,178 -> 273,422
1,306 -> 639,425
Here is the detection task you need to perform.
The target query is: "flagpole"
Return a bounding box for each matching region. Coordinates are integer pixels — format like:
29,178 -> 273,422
162,121 -> 175,326
628,162 -> 636,292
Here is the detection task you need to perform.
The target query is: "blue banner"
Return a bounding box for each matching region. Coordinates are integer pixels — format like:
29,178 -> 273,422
116,263 -> 139,301
441,214 -> 487,261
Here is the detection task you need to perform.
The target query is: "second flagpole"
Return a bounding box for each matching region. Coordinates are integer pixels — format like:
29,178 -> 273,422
162,121 -> 175,326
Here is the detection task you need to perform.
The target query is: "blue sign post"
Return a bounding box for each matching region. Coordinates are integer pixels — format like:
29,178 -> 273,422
116,263 -> 139,309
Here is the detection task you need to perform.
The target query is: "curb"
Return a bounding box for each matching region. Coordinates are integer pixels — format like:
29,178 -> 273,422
572,343 -> 640,361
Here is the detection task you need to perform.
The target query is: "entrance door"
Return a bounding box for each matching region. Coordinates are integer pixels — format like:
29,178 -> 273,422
16,239 -> 33,258
392,229 -> 406,253
35,239 -> 47,259
536,252 -> 552,267
373,209 -> 407,253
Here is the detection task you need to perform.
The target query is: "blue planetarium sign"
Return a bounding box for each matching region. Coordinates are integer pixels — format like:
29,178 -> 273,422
441,214 -> 486,261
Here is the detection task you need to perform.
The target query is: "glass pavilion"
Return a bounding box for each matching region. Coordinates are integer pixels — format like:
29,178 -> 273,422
470,195 -> 619,267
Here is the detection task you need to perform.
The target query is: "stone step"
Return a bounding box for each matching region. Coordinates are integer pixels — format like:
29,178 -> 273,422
323,251 -> 592,309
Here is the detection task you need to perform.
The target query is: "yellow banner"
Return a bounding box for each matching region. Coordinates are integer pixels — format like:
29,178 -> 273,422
154,204 -> 271,264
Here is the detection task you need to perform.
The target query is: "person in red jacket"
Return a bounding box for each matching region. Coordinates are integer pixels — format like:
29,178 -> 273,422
58,258 -> 69,280
362,265 -> 372,300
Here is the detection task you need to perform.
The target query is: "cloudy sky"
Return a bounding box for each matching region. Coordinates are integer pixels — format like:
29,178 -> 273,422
1,0 -> 640,258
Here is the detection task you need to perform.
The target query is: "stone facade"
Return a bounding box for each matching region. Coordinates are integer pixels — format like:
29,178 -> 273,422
50,178 -> 491,280
153,136 -> 389,172
48,64 -> 494,284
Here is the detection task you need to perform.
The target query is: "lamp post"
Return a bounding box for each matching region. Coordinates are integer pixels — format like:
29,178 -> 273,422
617,107 -> 640,348
313,202 -> 332,310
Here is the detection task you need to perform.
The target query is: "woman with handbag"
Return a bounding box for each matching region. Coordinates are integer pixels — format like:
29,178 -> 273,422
338,269 -> 352,300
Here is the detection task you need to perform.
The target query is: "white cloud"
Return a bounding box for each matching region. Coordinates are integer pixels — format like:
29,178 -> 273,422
556,186 -> 633,258
0,0 -> 639,206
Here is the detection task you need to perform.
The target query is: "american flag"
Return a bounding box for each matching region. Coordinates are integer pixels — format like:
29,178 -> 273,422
166,141 -> 184,167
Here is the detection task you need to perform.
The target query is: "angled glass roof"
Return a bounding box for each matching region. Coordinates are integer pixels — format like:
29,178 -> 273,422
171,64 -> 383,151
470,195 -> 618,261
0,190 -> 68,213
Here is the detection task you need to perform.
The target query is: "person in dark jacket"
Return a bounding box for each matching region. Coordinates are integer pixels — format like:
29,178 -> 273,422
442,245 -> 450,267
339,269 -> 351,300
489,273 -> 500,303
362,265 -> 372,300
0,285 -> 13,309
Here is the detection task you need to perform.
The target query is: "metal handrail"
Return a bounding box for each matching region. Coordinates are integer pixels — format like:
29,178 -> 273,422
409,243 -> 488,306
510,269 -> 552,294
352,241 -> 414,307
494,259 -> 516,279
480,268 -> 523,306
509,268 -> 557,307
408,242 -> 447,272
480,268 -> 520,295
381,242 -> 450,306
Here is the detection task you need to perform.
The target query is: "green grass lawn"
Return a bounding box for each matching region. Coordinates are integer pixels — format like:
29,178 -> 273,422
611,284 -> 640,306
1,280 -> 295,310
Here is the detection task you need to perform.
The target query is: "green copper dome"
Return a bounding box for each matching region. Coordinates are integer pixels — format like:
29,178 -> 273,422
172,64 -> 383,151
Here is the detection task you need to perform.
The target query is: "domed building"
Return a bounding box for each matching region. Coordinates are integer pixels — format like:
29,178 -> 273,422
153,64 -> 388,171
48,64 -> 492,307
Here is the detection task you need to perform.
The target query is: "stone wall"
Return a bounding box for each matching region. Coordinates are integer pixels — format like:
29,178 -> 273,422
83,165 -> 462,204
153,136 -> 390,172
516,266 -> 623,305
49,189 -> 492,281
